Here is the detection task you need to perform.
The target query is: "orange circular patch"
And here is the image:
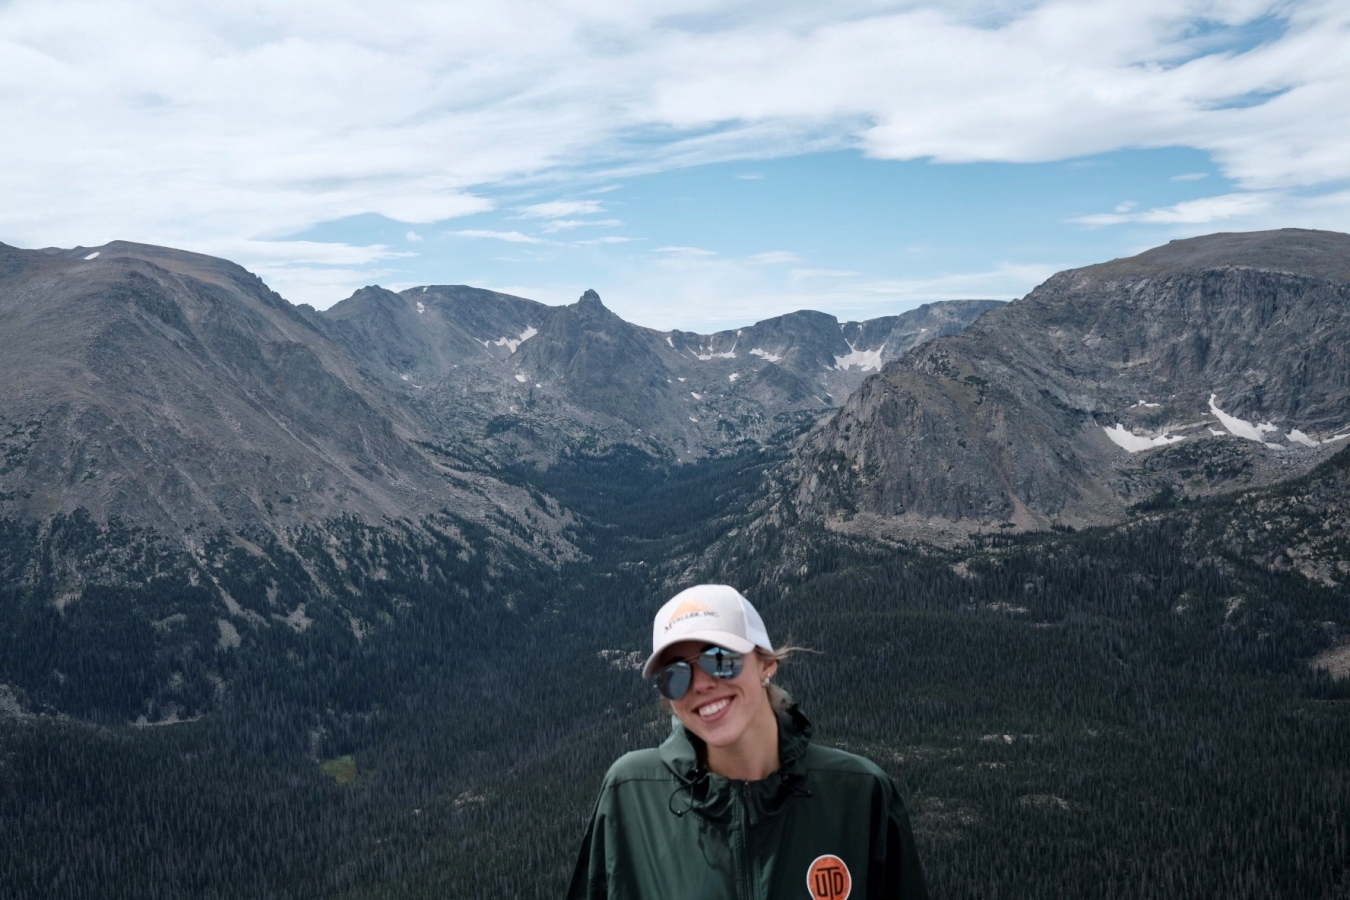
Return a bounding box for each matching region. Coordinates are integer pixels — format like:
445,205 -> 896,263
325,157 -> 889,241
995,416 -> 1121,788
807,854 -> 852,900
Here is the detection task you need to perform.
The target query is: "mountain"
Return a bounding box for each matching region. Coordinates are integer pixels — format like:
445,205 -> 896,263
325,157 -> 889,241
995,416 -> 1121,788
790,229 -> 1350,537
0,240 -> 997,541
319,284 -> 1000,464
0,242 -> 570,556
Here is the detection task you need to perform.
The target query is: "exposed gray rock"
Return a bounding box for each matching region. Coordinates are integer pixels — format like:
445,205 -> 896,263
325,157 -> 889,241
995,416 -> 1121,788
0,239 -> 997,556
0,241 -> 574,556
318,283 -> 999,465
791,229 -> 1350,532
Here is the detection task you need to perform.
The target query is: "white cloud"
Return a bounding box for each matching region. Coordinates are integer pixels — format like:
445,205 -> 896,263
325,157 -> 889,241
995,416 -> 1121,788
451,229 -> 547,243
852,262 -> 1060,304
405,230 -> 423,242
789,267 -> 859,279
1070,186 -> 1350,240
246,265 -> 405,308
2,0 -> 1348,308
654,245 -> 718,257
745,250 -> 799,265
1071,191 -> 1278,226
1172,172 -> 1209,181
574,236 -> 642,245
202,239 -> 413,266
540,217 -> 622,233
518,200 -> 606,219
509,252 -> 1042,332
735,173 -> 764,180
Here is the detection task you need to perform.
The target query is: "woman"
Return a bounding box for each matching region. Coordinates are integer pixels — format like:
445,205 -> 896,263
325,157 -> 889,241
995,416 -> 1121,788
569,584 -> 928,900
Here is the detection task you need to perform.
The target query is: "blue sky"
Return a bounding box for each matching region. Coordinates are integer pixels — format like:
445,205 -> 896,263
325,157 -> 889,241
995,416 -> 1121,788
288,146 -> 1229,327
3,1 -> 1348,331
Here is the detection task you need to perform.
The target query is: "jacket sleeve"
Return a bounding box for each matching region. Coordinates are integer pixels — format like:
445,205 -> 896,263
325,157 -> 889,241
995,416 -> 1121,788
567,790 -> 609,900
876,777 -> 929,900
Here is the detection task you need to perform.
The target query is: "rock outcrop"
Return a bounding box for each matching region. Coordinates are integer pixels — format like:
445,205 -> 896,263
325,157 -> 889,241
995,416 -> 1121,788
792,229 -> 1350,532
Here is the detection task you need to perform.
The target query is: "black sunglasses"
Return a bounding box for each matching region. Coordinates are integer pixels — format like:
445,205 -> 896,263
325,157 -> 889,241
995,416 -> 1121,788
653,646 -> 744,700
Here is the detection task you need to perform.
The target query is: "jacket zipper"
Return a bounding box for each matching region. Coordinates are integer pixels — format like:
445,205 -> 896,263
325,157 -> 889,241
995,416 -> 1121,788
739,781 -> 754,900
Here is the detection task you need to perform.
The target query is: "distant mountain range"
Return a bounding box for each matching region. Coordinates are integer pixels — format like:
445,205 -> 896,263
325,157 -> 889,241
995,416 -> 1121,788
0,238 -> 997,544
5,230 -> 1348,553
788,229 -> 1350,538
322,282 -> 999,466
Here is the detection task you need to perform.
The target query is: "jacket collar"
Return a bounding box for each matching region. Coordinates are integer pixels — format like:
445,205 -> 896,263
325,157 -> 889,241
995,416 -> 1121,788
659,705 -> 814,822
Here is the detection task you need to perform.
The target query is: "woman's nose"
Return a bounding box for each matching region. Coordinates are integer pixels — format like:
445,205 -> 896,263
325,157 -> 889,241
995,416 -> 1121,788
689,662 -> 717,691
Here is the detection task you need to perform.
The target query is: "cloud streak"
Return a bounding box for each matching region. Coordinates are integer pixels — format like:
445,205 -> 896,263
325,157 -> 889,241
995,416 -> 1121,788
518,200 -> 607,219
451,229 -> 548,244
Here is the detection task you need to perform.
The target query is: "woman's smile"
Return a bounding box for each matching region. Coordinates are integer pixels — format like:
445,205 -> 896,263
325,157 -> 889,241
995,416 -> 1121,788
662,639 -> 778,760
695,696 -> 732,721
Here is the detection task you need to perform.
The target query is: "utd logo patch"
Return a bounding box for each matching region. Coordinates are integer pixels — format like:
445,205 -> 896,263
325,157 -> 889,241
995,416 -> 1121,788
807,854 -> 851,900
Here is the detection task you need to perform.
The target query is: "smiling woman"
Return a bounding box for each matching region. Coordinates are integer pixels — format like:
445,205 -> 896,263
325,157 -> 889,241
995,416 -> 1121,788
569,584 -> 928,900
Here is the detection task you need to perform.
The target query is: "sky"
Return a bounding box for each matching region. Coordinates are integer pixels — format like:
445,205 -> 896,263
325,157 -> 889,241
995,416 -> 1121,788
2,0 -> 1348,332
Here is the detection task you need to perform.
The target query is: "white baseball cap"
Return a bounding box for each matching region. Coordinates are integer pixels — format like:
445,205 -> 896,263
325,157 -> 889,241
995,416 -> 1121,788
642,584 -> 774,678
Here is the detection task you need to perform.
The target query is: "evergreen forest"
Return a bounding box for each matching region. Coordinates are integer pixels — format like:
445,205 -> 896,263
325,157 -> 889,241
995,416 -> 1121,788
1,445 -> 1348,899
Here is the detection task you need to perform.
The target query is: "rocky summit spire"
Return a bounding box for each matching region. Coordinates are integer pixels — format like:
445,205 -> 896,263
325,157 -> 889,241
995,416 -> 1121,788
576,288 -> 604,310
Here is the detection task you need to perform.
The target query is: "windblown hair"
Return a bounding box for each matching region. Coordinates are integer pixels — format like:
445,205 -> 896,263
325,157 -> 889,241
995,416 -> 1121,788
757,645 -> 812,714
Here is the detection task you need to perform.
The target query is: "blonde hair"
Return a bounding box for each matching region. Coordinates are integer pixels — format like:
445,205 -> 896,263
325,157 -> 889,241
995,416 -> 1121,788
757,645 -> 812,714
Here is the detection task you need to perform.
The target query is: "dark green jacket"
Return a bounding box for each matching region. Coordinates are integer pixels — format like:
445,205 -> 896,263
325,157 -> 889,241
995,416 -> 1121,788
568,707 -> 928,900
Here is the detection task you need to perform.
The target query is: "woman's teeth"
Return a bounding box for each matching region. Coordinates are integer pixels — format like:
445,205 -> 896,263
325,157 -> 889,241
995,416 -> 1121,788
698,698 -> 730,718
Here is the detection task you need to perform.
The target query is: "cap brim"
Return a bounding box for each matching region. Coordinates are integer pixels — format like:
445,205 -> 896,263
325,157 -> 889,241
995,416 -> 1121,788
641,630 -> 758,678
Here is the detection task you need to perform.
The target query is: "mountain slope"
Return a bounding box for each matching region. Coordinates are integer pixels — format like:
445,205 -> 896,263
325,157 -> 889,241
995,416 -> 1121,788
791,229 -> 1350,535
0,241 -> 568,548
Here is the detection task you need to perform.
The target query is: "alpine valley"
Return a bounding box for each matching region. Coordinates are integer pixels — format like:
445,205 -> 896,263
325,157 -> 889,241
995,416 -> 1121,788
1,230 -> 1347,900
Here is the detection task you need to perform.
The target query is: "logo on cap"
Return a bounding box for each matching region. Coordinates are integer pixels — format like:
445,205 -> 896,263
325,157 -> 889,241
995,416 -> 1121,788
807,855 -> 851,900
664,599 -> 715,631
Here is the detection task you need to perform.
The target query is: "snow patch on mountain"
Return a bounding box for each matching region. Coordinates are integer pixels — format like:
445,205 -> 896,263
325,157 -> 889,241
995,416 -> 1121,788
1209,395 -> 1278,443
1288,428 -> 1350,446
694,343 -> 737,360
834,341 -> 884,372
1103,424 -> 1186,453
749,348 -> 781,363
490,326 -> 538,354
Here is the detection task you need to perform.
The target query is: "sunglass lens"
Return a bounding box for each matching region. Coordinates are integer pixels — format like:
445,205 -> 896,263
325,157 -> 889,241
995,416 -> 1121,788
657,661 -> 692,700
699,647 -> 743,679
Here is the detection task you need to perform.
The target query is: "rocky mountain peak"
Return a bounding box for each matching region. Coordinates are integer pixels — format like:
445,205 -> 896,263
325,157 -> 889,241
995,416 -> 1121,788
791,229 -> 1350,536
576,288 -> 604,310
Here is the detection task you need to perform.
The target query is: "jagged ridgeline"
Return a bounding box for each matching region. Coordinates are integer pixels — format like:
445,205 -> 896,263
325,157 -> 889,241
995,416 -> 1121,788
1,232 -> 1348,900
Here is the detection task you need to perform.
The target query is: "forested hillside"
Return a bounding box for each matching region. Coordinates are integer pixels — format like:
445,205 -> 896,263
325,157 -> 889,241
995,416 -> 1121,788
2,445 -> 1347,899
